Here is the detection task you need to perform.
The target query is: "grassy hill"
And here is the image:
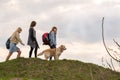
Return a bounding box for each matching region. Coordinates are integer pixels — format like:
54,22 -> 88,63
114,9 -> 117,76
0,58 -> 120,80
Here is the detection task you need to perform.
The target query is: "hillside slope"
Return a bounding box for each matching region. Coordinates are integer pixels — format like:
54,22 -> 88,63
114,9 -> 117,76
0,58 -> 120,80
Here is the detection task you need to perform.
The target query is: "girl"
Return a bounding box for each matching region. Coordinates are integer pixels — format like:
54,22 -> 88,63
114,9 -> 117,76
49,26 -> 57,60
27,21 -> 39,58
6,27 -> 24,61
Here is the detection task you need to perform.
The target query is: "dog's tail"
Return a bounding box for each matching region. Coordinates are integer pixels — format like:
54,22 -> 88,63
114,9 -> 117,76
37,51 -> 44,56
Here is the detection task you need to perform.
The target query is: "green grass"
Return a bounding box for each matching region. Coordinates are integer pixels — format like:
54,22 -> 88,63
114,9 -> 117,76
0,57 -> 120,80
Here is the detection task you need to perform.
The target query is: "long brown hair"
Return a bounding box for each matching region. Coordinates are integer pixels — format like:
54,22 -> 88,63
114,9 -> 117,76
50,26 -> 57,34
30,21 -> 36,27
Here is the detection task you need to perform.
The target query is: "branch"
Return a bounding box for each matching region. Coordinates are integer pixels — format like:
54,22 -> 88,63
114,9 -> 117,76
106,59 -> 112,70
101,57 -> 105,67
113,39 -> 120,47
110,58 -> 116,71
101,17 -> 120,62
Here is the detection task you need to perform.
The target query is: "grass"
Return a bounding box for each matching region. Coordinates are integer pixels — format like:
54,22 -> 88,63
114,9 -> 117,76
0,57 -> 120,80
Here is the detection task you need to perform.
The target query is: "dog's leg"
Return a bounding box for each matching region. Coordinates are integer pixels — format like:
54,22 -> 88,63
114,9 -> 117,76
54,55 -> 59,60
45,57 -> 49,60
56,56 -> 59,60
45,55 -> 49,61
54,56 -> 56,60
45,56 -> 48,60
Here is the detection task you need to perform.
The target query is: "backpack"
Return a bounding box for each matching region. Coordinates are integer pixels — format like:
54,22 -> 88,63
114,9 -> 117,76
42,33 -> 50,45
6,37 -> 11,49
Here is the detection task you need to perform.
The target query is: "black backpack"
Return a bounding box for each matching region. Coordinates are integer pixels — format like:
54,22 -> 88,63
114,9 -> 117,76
6,37 -> 11,49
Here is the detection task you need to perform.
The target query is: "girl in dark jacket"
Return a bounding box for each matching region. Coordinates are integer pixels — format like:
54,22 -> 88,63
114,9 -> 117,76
49,26 -> 57,60
27,21 -> 39,58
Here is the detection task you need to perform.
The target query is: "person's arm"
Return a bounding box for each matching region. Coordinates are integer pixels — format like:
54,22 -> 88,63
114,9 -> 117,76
49,32 -> 56,46
16,32 -> 24,45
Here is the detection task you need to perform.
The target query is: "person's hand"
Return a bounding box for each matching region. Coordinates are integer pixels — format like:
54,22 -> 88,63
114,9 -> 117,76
23,44 -> 25,46
22,43 -> 25,46
33,41 -> 35,44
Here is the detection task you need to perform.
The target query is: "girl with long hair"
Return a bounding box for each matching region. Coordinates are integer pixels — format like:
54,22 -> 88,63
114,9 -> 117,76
6,27 -> 25,61
49,26 -> 57,60
27,21 -> 39,58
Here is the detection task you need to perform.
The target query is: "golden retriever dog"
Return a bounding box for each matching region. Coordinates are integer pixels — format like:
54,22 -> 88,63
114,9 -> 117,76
38,45 -> 66,60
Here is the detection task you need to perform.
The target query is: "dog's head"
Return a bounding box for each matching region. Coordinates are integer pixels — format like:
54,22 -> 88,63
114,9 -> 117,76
60,45 -> 67,51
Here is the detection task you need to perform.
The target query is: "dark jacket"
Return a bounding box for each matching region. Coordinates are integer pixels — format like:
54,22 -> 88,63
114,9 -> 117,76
27,27 -> 39,48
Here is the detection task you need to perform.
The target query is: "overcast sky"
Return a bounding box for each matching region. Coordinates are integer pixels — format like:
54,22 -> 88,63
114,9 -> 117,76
0,0 -> 120,71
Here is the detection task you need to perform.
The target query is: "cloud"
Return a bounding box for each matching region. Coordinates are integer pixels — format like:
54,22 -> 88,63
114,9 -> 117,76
1,0 -> 120,45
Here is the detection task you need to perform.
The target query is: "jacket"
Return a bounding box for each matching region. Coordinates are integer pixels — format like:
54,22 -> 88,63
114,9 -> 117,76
10,31 -> 23,45
49,31 -> 56,46
27,27 -> 39,48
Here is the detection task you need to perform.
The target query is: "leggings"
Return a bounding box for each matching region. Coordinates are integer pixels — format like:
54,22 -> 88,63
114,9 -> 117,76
29,46 -> 38,58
